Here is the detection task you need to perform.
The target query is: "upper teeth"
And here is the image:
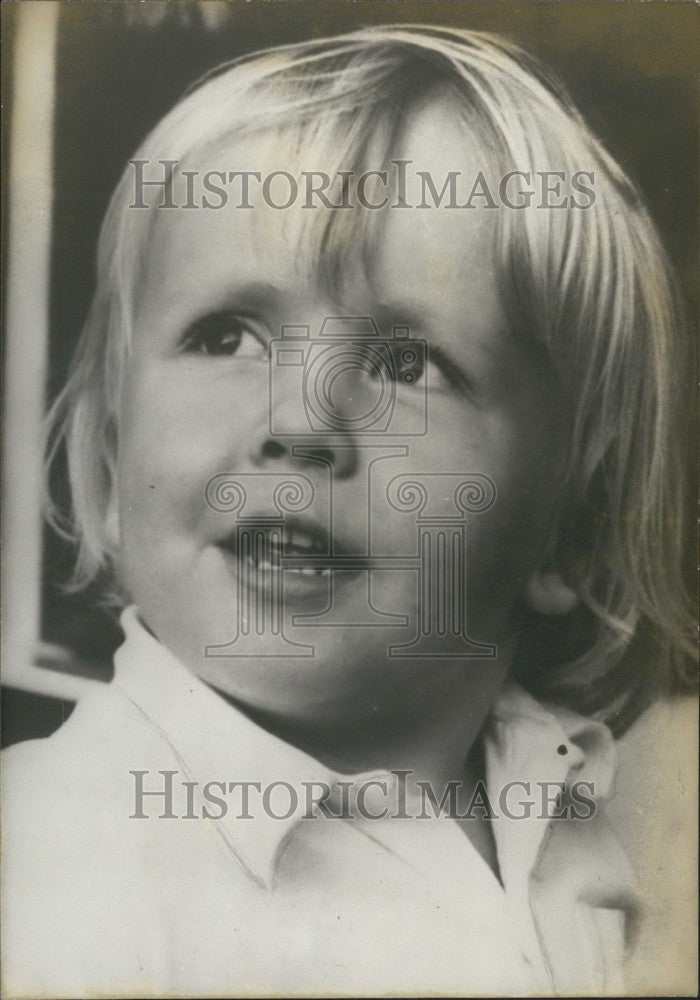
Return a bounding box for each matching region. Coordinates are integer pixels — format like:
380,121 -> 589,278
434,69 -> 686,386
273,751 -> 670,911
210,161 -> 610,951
254,558 -> 329,577
272,528 -> 324,554
222,524 -> 330,559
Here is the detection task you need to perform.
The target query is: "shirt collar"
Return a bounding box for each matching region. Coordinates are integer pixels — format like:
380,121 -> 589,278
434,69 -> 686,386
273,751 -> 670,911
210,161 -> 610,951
484,681 -> 618,894
113,606 -> 619,892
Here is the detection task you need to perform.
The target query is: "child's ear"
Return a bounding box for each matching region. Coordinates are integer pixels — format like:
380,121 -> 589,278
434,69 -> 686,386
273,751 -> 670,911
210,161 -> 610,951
525,568 -> 579,616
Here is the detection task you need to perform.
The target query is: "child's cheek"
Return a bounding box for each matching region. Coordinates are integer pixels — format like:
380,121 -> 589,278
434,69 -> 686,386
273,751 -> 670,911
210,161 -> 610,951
117,366 -> 210,553
455,414 -> 561,608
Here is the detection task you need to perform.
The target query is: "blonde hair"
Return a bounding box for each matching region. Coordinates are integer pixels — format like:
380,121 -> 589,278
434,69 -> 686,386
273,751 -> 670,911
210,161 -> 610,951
46,25 -> 695,733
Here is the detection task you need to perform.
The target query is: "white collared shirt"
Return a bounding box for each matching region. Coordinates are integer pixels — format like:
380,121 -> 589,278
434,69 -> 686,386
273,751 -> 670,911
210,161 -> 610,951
2,608 -> 638,997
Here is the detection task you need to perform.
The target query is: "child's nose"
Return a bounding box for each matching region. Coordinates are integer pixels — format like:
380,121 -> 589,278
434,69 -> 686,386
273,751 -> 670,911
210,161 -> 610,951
246,413 -> 358,480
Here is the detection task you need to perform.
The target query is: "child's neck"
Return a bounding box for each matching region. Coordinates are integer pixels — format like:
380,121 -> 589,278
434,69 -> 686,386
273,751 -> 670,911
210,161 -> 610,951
214,680 -> 488,779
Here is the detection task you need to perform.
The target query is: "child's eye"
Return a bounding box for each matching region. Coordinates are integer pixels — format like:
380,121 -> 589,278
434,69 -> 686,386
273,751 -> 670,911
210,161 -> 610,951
180,312 -> 266,358
368,343 -> 469,396
363,344 -> 428,386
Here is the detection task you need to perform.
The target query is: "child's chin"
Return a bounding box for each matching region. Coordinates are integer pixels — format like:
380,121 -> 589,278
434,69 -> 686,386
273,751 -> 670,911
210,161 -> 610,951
192,634 -> 480,721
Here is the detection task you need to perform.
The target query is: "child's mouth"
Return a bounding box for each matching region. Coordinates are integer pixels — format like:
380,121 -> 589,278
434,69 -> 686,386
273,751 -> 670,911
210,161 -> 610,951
251,528 -> 331,577
218,518 -> 338,585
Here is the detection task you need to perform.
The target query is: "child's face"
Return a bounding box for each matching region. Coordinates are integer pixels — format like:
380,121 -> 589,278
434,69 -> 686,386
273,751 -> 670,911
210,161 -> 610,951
113,97 -> 563,733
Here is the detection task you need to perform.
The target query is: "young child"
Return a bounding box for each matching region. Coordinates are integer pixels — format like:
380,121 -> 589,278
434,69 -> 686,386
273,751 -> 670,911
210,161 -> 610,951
2,24 -> 694,998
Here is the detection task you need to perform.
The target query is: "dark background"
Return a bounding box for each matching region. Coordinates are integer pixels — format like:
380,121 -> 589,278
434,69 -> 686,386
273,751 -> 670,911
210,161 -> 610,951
2,0 -> 697,745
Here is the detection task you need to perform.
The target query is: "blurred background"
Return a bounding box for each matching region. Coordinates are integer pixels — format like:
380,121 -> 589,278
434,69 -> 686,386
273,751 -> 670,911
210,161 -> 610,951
2,0 -> 697,746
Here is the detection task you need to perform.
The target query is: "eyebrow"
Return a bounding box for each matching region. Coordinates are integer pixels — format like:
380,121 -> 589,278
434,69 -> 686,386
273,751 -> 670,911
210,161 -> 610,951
210,281 -> 285,316
371,296 -> 502,371
371,299 -> 431,335
387,292 -> 523,368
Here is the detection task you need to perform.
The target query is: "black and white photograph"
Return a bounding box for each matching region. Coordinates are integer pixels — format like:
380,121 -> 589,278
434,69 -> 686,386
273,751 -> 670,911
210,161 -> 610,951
1,1 -> 697,996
